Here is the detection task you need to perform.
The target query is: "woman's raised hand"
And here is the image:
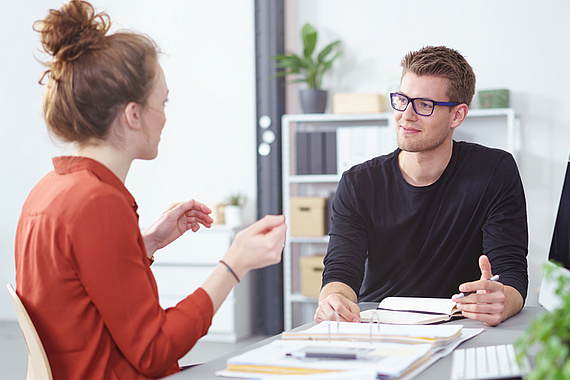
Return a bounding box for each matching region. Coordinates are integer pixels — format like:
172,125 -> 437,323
221,215 -> 287,279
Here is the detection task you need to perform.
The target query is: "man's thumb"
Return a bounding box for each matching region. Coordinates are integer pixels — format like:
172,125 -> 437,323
479,255 -> 493,280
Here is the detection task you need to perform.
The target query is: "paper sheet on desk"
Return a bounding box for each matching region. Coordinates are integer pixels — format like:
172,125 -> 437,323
215,340 -> 432,379
215,327 -> 484,380
402,327 -> 484,379
216,368 -> 378,379
282,321 -> 464,348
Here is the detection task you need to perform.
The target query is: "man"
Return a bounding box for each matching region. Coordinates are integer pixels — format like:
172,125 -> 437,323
315,46 -> 528,327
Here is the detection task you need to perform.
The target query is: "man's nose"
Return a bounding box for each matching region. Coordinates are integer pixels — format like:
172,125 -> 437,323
402,101 -> 418,119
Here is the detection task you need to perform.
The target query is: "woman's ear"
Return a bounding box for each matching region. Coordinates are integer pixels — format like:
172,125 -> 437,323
123,102 -> 142,131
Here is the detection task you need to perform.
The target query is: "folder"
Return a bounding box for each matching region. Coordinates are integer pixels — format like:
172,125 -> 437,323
282,321 -> 463,348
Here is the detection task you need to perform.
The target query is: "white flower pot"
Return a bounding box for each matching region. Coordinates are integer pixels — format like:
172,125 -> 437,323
224,205 -> 243,228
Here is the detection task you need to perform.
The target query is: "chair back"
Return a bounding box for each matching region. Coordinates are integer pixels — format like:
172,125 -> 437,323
6,284 -> 53,380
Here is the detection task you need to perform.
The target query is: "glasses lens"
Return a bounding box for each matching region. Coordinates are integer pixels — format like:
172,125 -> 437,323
391,93 -> 408,111
412,99 -> 435,116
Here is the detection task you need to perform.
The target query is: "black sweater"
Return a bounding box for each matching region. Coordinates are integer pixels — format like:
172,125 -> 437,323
323,141 -> 528,302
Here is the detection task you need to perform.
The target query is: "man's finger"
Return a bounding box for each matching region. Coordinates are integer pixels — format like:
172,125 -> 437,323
479,254 -> 493,280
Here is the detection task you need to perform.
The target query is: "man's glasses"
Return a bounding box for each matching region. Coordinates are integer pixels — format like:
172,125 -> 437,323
390,92 -> 460,116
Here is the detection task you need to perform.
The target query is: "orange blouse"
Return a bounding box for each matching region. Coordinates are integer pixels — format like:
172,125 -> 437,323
15,157 -> 214,379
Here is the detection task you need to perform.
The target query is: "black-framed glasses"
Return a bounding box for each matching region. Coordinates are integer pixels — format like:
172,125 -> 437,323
390,92 -> 460,116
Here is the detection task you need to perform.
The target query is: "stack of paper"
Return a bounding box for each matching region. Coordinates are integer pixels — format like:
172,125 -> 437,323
217,340 -> 433,379
217,322 -> 483,379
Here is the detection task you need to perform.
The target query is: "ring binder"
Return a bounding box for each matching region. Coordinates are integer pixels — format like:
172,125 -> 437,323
369,311 -> 381,342
327,310 -> 340,342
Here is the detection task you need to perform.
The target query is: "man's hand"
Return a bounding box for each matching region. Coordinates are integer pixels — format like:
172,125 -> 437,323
314,282 -> 361,323
452,255 -> 511,326
142,199 -> 213,256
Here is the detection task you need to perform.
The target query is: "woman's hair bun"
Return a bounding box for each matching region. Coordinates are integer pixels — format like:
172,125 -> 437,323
34,0 -> 110,64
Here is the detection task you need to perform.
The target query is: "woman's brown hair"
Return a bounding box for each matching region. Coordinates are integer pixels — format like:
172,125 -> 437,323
34,0 -> 160,144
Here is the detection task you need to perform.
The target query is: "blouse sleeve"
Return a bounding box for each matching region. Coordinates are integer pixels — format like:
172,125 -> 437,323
71,191 -> 214,378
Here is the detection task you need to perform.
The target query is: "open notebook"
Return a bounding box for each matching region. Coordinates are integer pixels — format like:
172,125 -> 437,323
360,297 -> 462,324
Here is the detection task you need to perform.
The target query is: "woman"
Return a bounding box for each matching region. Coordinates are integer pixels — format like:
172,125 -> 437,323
14,1 -> 286,379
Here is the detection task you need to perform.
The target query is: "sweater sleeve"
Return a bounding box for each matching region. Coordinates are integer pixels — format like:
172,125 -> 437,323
482,153 -> 529,301
323,173 -> 369,296
71,192 -> 214,378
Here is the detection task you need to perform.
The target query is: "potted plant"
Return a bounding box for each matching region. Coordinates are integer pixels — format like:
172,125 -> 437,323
515,262 -> 570,379
272,23 -> 342,113
223,193 -> 247,228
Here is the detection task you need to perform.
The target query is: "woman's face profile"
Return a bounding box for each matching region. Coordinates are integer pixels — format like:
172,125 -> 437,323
140,64 -> 169,160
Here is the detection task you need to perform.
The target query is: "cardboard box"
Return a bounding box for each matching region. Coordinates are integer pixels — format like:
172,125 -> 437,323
333,93 -> 386,114
290,197 -> 327,237
299,255 -> 325,297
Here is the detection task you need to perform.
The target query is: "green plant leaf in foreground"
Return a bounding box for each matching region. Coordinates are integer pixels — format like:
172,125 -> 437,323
515,262 -> 570,379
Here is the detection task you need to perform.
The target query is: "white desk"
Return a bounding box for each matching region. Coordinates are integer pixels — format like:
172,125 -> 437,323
167,304 -> 544,379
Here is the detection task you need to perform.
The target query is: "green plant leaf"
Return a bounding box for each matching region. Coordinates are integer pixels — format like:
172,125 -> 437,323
271,51 -> 300,60
516,261 -> 570,377
301,23 -> 317,59
317,40 -> 341,63
270,23 -> 341,89
288,78 -> 309,85
224,193 -> 247,206
273,54 -> 303,69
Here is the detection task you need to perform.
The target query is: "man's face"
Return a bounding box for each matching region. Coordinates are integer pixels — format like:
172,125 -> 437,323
394,73 -> 457,153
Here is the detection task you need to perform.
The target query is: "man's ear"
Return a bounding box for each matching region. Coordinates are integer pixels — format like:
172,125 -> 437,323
450,104 -> 469,130
123,101 -> 142,131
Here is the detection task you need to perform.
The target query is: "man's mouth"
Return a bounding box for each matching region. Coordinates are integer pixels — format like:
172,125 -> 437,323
400,125 -> 421,135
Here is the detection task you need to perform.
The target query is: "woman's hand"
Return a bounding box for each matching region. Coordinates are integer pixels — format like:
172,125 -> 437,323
220,214 -> 287,279
201,214 -> 287,312
142,199 -> 213,256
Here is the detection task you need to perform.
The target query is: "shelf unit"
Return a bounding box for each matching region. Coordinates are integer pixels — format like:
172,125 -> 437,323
281,109 -> 520,330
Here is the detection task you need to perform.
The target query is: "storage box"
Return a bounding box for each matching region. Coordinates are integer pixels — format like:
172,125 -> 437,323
478,89 -> 510,109
299,255 -> 325,297
333,93 -> 386,114
290,197 -> 328,237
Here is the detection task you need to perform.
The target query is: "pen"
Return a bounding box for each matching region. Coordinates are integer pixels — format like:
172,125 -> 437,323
286,351 -> 360,360
453,274 -> 500,300
286,347 -> 373,360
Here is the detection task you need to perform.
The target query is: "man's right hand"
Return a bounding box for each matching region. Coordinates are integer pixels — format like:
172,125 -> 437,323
314,287 -> 361,323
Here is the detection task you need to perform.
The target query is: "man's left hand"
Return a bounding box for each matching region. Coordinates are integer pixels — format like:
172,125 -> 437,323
452,255 -> 505,326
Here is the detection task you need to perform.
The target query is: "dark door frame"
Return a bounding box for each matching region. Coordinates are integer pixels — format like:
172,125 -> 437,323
252,0 -> 286,335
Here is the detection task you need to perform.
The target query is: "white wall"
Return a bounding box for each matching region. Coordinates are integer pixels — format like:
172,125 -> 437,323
285,0 -> 570,306
1,0 -> 568,319
0,0 -> 256,319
